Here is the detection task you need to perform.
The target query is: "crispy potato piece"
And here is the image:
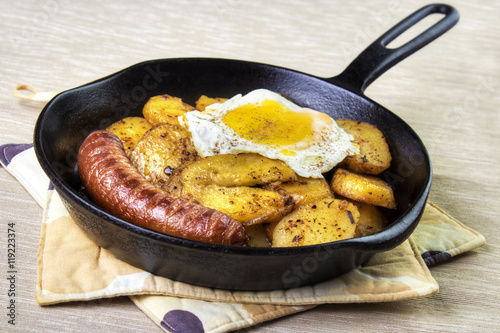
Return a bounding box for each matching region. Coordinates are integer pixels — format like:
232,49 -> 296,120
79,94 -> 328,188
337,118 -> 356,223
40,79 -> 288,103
130,124 -> 199,187
272,198 -> 359,247
160,162 -> 187,197
263,175 -> 333,208
338,196 -> 387,237
355,201 -> 386,236
330,168 -> 396,209
195,95 -> 228,111
263,176 -> 334,242
106,117 -> 153,157
169,153 -> 298,225
245,223 -> 271,247
336,119 -> 391,175
264,222 -> 278,243
143,94 -> 195,126
184,184 -> 294,225
180,153 -> 297,187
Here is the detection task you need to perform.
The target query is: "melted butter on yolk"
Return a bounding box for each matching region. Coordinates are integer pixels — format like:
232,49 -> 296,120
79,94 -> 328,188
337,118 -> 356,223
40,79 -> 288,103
221,99 -> 325,147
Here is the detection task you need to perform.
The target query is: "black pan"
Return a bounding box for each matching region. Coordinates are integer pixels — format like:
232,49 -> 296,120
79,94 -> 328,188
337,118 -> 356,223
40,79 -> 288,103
34,4 -> 459,290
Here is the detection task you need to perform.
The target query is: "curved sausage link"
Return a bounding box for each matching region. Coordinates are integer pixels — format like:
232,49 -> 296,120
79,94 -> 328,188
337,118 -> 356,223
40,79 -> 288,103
77,130 -> 248,246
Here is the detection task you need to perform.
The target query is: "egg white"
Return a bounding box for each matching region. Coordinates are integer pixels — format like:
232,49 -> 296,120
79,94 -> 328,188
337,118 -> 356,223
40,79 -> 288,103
180,89 -> 358,178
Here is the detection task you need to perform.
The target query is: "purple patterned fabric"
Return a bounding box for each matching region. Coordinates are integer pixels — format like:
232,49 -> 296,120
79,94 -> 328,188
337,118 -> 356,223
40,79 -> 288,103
421,250 -> 452,266
0,143 -> 34,167
161,310 -> 204,333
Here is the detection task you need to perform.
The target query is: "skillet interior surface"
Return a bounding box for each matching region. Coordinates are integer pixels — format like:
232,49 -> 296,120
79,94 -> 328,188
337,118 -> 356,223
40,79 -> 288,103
34,57 -> 431,290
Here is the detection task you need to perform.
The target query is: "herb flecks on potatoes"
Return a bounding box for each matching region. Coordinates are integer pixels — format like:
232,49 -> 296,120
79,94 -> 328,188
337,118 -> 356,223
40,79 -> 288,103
336,119 -> 391,175
165,153 -> 297,225
263,175 -> 333,208
330,168 -> 396,210
272,198 -> 359,247
106,117 -> 153,157
354,201 -> 386,236
130,124 -> 199,187
179,153 -> 297,187
195,95 -> 229,111
336,196 -> 387,237
143,94 -> 195,126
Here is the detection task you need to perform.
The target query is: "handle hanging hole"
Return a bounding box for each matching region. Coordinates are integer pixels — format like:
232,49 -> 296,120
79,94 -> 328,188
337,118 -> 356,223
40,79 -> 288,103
386,13 -> 445,49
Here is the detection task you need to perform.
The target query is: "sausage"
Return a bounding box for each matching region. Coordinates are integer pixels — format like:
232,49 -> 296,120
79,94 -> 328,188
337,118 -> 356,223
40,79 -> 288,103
77,130 -> 248,246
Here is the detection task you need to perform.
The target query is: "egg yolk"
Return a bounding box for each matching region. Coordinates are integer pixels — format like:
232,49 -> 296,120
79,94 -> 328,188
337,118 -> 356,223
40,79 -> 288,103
221,99 -> 330,149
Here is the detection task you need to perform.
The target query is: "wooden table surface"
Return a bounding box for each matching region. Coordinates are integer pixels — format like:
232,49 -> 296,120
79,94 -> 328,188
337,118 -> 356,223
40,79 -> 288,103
1,1 -> 499,332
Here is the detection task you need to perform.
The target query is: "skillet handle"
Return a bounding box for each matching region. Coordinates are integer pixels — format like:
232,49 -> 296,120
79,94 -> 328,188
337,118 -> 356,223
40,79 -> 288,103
330,3 -> 459,94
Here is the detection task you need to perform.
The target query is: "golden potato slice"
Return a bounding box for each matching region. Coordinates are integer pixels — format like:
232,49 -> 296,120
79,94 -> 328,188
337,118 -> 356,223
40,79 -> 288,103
336,119 -> 391,175
170,153 -> 298,225
354,201 -> 386,236
263,176 -> 334,242
272,198 -> 359,247
195,95 -> 228,111
143,94 -> 195,126
180,153 -> 297,187
245,223 -> 271,247
263,175 -> 333,208
183,183 -> 294,225
330,168 -> 396,209
264,222 -> 278,243
106,117 -> 153,157
338,196 -> 387,237
130,124 -> 199,187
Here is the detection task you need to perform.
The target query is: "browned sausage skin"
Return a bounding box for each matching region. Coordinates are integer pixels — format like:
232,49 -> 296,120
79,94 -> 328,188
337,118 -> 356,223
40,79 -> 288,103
77,130 -> 248,246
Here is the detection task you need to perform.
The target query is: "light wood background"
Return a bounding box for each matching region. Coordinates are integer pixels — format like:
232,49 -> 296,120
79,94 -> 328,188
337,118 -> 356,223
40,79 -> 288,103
1,1 -> 499,332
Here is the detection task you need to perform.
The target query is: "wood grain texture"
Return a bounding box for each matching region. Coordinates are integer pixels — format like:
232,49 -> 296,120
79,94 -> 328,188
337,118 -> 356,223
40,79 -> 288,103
1,0 -> 499,332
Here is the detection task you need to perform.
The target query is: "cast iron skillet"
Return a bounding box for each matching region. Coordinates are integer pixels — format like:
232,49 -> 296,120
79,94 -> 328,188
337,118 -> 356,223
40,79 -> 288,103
34,4 -> 459,290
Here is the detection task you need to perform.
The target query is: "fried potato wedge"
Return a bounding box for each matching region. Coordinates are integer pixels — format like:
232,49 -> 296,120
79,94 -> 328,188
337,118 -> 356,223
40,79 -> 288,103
272,198 -> 359,247
181,153 -> 297,187
336,119 -> 391,175
263,176 -> 334,242
330,168 -> 396,209
130,124 -> 199,187
143,94 -> 195,126
168,153 -> 298,225
244,224 -> 271,247
106,117 -> 153,157
195,95 -> 228,111
265,221 -> 278,243
263,175 -> 334,208
338,196 -> 387,236
183,183 -> 294,225
355,201 -> 386,236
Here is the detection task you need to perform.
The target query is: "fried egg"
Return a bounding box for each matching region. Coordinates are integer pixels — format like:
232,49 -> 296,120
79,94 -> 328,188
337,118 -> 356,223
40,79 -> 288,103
180,89 -> 358,178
